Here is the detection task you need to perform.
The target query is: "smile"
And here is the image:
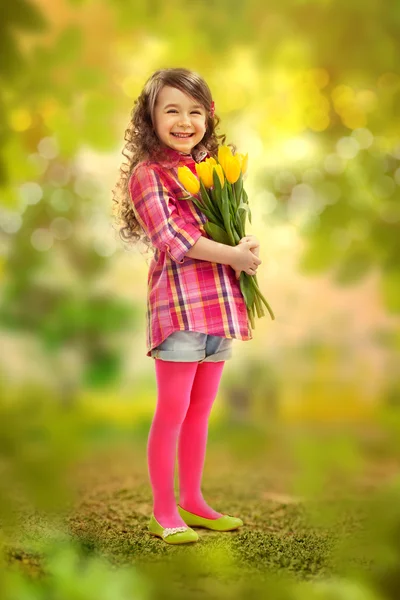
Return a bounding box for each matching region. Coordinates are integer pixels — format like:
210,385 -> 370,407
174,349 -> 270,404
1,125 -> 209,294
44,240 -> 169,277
171,133 -> 194,138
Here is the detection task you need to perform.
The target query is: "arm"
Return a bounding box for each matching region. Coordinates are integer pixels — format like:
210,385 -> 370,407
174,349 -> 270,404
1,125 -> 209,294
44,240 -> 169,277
129,165 -> 202,264
185,235 -> 236,264
129,167 -> 261,274
187,236 -> 262,275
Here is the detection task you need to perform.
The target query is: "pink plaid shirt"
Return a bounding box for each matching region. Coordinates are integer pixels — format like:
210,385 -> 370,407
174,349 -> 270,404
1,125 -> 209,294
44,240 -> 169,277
129,146 -> 252,357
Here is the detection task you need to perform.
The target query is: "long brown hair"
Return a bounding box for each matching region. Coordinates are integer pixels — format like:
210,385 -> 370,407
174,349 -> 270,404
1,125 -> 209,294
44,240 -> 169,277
112,67 -> 231,257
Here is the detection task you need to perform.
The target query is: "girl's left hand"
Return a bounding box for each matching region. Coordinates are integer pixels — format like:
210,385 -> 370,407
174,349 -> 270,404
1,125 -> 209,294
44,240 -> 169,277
235,235 -> 260,280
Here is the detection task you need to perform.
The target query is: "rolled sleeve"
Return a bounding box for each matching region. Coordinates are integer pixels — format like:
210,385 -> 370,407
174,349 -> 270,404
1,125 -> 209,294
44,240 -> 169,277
129,164 -> 202,264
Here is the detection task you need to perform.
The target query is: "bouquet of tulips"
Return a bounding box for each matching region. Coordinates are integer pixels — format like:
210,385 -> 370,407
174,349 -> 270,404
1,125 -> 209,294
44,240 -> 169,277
178,145 -> 275,329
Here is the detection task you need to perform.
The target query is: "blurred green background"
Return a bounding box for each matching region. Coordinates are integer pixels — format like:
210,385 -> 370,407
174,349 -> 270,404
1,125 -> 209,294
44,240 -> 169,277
1,1 -> 400,598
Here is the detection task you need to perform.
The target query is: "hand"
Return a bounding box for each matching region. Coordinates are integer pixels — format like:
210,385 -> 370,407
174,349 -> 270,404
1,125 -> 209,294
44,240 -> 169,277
234,235 -> 260,280
230,239 -> 262,278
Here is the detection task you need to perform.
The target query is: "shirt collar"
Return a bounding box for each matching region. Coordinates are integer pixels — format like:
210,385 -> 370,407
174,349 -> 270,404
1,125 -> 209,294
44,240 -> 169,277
153,145 -> 209,168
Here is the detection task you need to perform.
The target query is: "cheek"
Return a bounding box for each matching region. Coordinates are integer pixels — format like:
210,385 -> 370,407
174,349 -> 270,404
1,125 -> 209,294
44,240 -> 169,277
195,118 -> 206,131
158,116 -> 174,130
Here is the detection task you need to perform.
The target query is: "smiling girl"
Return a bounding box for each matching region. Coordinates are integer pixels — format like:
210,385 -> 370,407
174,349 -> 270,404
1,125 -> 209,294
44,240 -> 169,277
113,68 -> 261,544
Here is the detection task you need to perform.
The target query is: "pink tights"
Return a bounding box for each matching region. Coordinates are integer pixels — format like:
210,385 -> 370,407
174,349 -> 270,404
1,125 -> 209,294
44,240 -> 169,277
147,359 -> 225,529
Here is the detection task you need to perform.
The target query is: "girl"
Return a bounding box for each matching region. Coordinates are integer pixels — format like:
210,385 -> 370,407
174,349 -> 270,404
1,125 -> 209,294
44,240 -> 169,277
113,68 -> 261,545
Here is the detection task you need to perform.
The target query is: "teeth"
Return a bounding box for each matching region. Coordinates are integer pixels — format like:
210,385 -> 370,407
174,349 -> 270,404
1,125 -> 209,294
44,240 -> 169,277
172,133 -> 192,138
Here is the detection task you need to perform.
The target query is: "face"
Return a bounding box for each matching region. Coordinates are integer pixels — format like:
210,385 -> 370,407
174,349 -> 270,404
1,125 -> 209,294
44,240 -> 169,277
153,85 -> 207,154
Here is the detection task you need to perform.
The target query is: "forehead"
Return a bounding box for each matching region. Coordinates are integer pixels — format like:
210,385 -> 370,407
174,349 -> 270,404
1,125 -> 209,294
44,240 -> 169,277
156,85 -> 200,107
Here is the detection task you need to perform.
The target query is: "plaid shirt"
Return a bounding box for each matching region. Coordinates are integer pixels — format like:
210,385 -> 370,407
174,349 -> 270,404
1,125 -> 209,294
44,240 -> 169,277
129,146 -> 252,356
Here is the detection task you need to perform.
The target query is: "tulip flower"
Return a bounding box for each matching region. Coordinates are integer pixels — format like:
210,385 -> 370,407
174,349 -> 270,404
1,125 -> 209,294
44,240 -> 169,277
224,155 -> 241,184
195,161 -> 214,188
217,145 -> 233,175
177,166 -> 200,195
178,148 -> 274,327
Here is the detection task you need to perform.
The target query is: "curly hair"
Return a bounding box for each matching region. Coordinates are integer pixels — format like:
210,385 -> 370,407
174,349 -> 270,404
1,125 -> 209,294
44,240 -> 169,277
112,67 -> 234,259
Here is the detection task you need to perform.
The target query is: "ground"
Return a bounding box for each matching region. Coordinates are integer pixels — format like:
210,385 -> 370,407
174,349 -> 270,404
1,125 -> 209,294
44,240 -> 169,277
6,422 -> 399,597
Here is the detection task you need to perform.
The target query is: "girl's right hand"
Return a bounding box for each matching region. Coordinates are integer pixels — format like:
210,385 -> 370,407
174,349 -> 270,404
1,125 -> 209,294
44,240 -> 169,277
230,241 -> 262,277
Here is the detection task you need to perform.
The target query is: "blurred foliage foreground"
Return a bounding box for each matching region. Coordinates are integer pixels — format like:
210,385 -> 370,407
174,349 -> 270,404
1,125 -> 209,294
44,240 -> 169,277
1,387 -> 400,600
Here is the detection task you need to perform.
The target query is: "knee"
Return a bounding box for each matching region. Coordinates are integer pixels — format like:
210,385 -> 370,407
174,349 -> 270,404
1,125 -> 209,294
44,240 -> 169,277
183,401 -> 212,421
155,396 -> 191,427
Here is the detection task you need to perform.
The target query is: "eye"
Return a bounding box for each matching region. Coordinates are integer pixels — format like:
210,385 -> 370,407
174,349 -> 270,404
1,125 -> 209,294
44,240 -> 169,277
166,110 -> 202,114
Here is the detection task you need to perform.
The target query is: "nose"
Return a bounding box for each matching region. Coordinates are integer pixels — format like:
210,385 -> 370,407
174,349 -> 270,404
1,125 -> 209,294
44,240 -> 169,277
177,114 -> 192,127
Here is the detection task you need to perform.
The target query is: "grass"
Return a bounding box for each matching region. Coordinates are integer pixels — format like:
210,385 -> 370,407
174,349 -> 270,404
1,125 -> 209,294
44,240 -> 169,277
4,420 -> 400,597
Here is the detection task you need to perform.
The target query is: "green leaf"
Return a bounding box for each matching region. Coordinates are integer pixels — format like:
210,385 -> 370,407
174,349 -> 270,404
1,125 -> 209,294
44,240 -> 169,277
242,189 -> 252,224
204,222 -> 231,245
212,168 -> 222,197
190,199 -> 214,222
199,179 -> 222,224
234,173 -> 243,205
227,183 -> 243,239
220,184 -> 235,244
209,188 -> 223,224
199,180 -> 212,209
238,200 -> 249,234
211,169 -> 224,214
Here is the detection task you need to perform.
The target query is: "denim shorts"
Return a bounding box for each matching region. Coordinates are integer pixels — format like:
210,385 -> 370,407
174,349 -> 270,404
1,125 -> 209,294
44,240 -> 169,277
150,330 -> 233,363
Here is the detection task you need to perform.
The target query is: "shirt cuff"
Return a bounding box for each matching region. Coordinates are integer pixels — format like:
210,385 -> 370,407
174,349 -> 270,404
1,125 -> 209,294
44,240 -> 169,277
165,226 -> 203,264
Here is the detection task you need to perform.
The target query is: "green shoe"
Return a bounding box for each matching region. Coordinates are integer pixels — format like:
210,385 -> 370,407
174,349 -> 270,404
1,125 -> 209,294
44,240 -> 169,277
177,505 -> 244,531
148,514 -> 199,544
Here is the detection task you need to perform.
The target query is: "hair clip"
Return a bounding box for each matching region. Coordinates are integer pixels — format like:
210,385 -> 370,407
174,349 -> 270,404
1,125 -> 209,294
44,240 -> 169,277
210,101 -> 215,118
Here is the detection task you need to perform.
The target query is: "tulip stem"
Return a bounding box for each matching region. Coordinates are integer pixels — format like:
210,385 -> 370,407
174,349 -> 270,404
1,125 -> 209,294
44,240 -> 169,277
249,275 -> 275,320
253,288 -> 264,318
247,305 -> 255,330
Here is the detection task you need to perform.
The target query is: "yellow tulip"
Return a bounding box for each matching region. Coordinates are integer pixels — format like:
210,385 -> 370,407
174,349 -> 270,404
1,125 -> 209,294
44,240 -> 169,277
214,164 -> 225,188
195,161 -> 214,188
177,166 -> 200,195
217,145 -> 233,174
205,157 -> 217,166
237,152 -> 248,175
218,145 -> 233,161
224,155 -> 241,184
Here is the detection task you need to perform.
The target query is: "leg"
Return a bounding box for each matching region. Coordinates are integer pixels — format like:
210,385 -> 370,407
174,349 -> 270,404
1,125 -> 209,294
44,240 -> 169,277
147,359 -> 198,528
178,361 -> 225,519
